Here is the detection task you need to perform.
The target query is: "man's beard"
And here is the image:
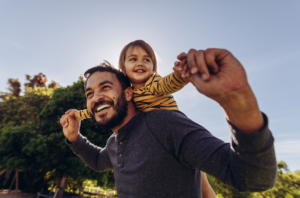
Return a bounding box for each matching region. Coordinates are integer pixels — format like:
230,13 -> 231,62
90,91 -> 128,129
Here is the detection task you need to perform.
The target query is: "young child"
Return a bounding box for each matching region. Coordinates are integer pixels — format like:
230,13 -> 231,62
75,40 -> 188,118
75,40 -> 216,198
117,40 -> 188,112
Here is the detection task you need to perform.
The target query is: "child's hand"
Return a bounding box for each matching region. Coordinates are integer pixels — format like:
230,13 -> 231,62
173,58 -> 191,82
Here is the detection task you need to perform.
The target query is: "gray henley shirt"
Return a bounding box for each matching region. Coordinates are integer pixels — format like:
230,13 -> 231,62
67,110 -> 276,198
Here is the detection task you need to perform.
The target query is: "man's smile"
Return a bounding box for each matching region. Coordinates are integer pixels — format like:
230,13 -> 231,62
93,100 -> 114,115
96,104 -> 111,112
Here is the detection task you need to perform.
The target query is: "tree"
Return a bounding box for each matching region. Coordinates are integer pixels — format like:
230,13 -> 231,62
257,161 -> 300,198
0,87 -> 52,130
38,77 -> 114,186
25,73 -> 47,89
0,76 -> 115,193
208,161 -> 300,198
0,85 -> 53,192
7,78 -> 21,97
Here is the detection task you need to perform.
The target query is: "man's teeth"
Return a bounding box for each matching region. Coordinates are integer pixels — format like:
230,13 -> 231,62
97,104 -> 111,112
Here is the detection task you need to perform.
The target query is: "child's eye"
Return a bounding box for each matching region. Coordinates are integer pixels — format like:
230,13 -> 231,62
129,58 -> 136,61
145,58 -> 151,62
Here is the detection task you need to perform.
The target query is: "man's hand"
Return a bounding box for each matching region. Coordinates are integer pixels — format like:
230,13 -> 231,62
60,109 -> 80,143
178,48 -> 264,133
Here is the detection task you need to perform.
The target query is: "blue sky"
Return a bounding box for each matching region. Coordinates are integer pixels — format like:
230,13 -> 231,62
0,0 -> 299,171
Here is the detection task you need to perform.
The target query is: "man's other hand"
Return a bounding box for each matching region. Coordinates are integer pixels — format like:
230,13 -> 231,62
60,109 -> 80,143
178,48 -> 264,133
177,48 -> 249,102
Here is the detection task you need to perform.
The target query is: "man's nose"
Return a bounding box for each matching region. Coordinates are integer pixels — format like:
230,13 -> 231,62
93,92 -> 103,103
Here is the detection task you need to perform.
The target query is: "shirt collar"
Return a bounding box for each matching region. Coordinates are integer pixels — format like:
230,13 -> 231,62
117,113 -> 142,142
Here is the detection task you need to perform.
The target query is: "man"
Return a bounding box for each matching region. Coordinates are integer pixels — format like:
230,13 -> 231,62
60,48 -> 277,198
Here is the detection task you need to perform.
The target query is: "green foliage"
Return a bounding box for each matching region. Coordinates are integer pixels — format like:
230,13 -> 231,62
0,77 -> 114,192
38,77 -> 113,180
208,161 -> 300,198
8,78 -> 22,97
0,123 -> 40,170
256,161 -> 300,198
0,87 -> 52,130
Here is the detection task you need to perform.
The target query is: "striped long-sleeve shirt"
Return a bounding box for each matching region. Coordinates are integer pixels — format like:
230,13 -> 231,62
133,72 -> 187,112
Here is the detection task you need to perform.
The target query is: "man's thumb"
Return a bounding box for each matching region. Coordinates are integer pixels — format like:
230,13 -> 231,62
69,111 -> 80,123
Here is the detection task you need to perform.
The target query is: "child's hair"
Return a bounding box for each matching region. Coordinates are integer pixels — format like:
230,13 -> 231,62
118,40 -> 158,74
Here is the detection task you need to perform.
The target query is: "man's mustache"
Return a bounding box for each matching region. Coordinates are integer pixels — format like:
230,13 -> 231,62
92,99 -> 114,114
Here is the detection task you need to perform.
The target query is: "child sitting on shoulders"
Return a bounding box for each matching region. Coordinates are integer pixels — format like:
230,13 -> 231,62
75,40 -> 216,198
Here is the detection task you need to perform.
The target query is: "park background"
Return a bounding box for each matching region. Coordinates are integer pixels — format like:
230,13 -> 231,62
0,0 -> 299,197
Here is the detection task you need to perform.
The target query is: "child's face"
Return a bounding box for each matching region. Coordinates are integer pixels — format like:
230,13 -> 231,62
124,46 -> 154,89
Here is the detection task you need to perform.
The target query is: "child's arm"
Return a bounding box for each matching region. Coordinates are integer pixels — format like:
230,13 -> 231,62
75,109 -> 91,120
201,171 -> 217,198
146,60 -> 190,95
75,60 -> 192,120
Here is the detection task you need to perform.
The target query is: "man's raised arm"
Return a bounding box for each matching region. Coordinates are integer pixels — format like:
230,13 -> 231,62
178,48 -> 263,133
177,48 -> 277,191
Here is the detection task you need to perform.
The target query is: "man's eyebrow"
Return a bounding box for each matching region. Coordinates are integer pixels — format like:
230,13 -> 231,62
99,80 -> 113,86
85,87 -> 92,93
85,80 -> 113,93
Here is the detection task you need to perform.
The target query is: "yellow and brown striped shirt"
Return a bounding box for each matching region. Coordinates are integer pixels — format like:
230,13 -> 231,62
133,72 -> 187,112
75,72 -> 187,120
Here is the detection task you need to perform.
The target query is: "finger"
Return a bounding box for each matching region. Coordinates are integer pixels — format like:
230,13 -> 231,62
177,52 -> 187,61
60,115 -> 66,126
204,48 -> 219,73
63,122 -> 69,128
182,63 -> 189,79
173,66 -> 181,73
60,115 -> 69,128
195,50 -> 210,81
187,49 -> 199,75
183,63 -> 191,78
179,58 -> 186,71
174,61 -> 181,71
65,109 -> 77,115
69,110 -> 79,121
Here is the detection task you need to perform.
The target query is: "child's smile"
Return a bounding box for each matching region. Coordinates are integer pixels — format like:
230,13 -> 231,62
124,46 -> 154,89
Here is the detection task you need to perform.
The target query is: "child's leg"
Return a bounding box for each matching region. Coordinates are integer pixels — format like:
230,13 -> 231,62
201,171 -> 217,198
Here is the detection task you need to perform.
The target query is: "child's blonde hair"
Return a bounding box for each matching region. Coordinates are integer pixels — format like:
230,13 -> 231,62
118,40 -> 158,74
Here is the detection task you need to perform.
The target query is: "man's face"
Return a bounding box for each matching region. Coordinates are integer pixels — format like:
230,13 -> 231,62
85,71 -> 127,129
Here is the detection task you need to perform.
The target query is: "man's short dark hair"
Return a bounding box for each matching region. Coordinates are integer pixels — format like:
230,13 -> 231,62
84,60 -> 131,91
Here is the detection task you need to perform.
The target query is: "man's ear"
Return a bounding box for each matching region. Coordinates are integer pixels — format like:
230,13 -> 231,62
124,87 -> 133,101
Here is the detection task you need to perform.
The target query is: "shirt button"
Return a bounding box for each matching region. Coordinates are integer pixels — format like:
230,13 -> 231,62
119,154 -> 122,157
120,142 -> 123,145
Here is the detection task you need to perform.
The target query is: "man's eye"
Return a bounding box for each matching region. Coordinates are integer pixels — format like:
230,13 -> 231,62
103,86 -> 110,89
86,92 -> 92,97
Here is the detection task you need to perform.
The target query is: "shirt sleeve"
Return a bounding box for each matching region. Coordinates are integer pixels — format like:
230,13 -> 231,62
66,134 -> 113,172
145,73 -> 188,95
145,110 -> 277,192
